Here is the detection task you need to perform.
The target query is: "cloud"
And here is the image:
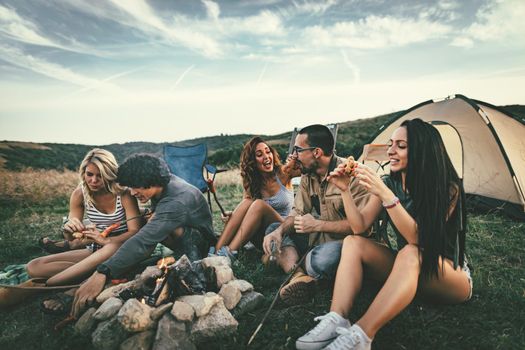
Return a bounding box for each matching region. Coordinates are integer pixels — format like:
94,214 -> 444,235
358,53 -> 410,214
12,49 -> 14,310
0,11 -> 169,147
0,44 -> 119,91
222,10 -> 284,36
291,0 -> 339,15
452,0 -> 525,48
170,65 -> 195,90
256,62 -> 268,87
303,15 -> 452,49
340,50 -> 360,85
202,0 -> 220,20
105,0 -> 223,57
0,4 -> 103,56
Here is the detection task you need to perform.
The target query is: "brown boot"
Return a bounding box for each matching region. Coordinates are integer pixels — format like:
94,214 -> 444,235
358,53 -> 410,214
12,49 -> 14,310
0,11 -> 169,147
279,268 -> 316,305
0,278 -> 47,309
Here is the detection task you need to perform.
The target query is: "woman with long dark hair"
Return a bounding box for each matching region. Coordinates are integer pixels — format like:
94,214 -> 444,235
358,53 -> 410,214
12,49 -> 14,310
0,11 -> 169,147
296,119 -> 472,350
211,136 -> 298,258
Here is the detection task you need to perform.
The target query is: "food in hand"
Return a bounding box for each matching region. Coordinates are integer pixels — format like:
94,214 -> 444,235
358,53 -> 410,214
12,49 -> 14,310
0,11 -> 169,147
72,232 -> 84,239
100,222 -> 120,238
345,156 -> 357,176
281,160 -> 294,174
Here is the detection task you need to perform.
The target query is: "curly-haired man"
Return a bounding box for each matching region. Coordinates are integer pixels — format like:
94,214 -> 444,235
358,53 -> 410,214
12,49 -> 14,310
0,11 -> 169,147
71,154 -> 215,316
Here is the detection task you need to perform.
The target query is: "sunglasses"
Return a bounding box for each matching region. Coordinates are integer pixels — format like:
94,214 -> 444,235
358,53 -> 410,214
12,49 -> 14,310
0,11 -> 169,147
292,145 -> 317,154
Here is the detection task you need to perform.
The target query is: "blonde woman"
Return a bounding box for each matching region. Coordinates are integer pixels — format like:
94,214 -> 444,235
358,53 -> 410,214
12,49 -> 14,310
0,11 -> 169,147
1,149 -> 142,312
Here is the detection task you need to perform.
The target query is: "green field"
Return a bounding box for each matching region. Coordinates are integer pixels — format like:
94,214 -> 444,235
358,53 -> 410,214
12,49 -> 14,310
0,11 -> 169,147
0,176 -> 523,350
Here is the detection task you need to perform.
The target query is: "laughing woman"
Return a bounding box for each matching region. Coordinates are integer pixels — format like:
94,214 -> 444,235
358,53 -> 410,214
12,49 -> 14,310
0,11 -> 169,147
211,136 -> 298,259
296,119 -> 472,350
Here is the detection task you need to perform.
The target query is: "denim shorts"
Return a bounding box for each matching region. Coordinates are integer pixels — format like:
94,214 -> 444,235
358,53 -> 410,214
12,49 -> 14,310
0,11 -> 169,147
265,222 -> 344,280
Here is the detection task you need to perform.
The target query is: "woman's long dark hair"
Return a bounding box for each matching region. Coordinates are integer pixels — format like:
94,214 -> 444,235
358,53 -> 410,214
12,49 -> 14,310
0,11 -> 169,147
394,119 -> 467,279
240,136 -> 282,199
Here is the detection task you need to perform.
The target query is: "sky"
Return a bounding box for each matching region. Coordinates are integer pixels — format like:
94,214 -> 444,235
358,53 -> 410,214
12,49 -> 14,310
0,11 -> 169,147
0,0 -> 524,145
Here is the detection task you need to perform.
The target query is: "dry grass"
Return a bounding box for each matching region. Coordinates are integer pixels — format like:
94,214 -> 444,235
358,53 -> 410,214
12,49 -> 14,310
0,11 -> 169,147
213,168 -> 242,186
0,169 -> 78,203
0,141 -> 50,150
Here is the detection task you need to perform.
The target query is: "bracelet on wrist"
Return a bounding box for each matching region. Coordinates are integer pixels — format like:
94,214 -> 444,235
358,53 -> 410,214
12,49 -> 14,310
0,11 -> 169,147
382,196 -> 400,209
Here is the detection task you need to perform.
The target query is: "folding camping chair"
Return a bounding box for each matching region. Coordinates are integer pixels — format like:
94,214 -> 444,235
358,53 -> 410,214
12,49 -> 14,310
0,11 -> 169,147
163,143 -> 227,216
288,123 -> 339,155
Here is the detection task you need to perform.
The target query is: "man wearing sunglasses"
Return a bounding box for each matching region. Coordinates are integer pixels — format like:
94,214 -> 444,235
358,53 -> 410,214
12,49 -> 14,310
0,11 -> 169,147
263,124 -> 370,305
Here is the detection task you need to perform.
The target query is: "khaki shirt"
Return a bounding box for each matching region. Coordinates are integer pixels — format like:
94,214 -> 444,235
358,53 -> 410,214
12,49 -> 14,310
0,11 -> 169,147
291,155 -> 370,246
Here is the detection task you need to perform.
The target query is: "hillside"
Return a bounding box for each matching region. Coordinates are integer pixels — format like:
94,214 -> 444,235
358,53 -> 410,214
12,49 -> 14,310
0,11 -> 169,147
1,104 -> 523,171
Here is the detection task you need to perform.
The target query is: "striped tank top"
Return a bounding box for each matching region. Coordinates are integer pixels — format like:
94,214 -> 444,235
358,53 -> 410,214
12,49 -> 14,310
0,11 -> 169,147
82,186 -> 128,236
264,175 -> 294,218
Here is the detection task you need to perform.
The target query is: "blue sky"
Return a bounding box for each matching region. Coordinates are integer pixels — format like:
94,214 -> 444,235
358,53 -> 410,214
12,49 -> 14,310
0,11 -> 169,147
0,0 -> 524,145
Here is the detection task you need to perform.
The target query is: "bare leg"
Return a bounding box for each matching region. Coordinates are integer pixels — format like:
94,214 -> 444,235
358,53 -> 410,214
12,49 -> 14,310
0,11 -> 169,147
228,199 -> 282,251
356,245 -> 471,338
45,243 -> 123,285
330,236 -> 396,317
215,199 -> 253,250
417,257 -> 471,303
27,249 -> 92,279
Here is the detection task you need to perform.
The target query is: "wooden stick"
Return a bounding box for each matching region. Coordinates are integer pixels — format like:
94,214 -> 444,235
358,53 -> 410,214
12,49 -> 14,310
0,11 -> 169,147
247,248 -> 311,346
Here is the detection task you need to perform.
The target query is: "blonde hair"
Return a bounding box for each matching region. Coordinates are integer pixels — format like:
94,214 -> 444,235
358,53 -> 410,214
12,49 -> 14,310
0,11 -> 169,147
79,148 -> 122,204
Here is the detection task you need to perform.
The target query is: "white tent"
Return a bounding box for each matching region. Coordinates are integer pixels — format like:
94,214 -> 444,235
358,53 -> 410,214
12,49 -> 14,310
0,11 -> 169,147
360,95 -> 525,219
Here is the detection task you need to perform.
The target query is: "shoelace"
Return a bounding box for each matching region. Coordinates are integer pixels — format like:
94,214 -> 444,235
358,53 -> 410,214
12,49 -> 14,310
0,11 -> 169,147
324,327 -> 361,350
307,313 -> 341,336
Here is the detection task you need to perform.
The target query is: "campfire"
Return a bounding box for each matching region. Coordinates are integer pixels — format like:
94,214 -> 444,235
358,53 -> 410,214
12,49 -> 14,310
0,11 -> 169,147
141,257 -> 174,306
73,255 -> 266,350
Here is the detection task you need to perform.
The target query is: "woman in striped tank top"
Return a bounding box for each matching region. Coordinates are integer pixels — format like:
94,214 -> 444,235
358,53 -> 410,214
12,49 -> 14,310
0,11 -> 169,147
26,149 -> 142,311
212,137 -> 300,258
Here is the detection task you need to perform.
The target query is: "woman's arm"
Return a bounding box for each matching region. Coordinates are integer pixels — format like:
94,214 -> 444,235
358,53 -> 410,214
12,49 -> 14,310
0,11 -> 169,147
106,190 -> 142,244
63,187 -> 86,238
329,163 -> 383,234
354,166 -> 418,244
83,190 -> 142,246
279,155 -> 301,187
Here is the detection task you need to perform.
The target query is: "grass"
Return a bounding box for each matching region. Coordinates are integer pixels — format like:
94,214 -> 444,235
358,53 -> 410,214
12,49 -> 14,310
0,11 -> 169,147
0,169 -> 524,349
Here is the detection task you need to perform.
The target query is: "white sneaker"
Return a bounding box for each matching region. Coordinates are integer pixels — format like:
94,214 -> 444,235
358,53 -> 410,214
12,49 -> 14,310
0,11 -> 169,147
296,312 -> 351,350
322,324 -> 372,350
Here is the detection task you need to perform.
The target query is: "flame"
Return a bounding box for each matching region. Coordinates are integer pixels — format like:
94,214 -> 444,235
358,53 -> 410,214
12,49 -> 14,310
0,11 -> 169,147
156,256 -> 175,269
140,298 -> 146,304
157,257 -> 167,269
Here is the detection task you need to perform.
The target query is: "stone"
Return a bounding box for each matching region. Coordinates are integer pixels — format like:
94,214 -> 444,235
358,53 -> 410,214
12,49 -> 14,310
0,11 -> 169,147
93,297 -> 123,321
170,256 -> 207,295
232,291 -> 265,318
190,300 -> 238,343
119,330 -> 155,350
214,265 -> 234,288
96,281 -> 135,304
177,292 -> 222,317
226,279 -> 254,293
201,256 -> 231,269
171,301 -> 195,322
218,283 -> 242,310
150,302 -> 173,321
153,314 -> 195,350
92,315 -> 128,350
138,265 -> 164,282
117,299 -> 153,332
74,307 -> 97,336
